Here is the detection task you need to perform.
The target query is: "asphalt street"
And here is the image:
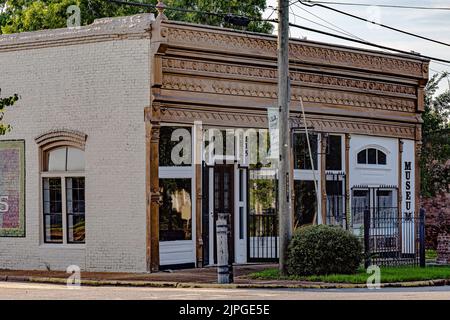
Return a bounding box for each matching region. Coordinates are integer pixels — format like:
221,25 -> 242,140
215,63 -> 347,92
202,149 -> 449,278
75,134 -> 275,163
1,281 -> 450,300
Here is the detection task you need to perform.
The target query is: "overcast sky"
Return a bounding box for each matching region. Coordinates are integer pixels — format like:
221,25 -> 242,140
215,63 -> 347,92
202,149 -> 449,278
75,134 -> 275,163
263,0 -> 450,93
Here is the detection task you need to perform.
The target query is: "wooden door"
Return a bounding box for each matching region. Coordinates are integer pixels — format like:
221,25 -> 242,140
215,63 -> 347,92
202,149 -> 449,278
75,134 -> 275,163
213,164 -> 234,264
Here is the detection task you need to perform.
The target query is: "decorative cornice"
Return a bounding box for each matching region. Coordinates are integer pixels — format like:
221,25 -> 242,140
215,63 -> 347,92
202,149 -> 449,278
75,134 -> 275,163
160,107 -> 268,128
290,116 -> 415,139
159,107 -> 416,139
165,25 -> 428,79
161,74 -> 416,113
162,57 -> 417,97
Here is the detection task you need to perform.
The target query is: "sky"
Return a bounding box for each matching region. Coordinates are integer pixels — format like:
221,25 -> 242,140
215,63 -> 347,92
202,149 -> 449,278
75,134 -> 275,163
262,0 -> 450,93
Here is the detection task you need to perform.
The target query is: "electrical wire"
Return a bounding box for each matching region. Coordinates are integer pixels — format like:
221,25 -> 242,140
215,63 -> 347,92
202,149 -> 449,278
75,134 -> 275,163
285,21 -> 450,64
265,6 -> 277,21
289,7 -> 366,41
302,1 -> 450,11
298,0 -> 450,48
433,61 -> 450,69
108,0 -> 450,65
107,0 -> 266,24
292,1 -> 366,42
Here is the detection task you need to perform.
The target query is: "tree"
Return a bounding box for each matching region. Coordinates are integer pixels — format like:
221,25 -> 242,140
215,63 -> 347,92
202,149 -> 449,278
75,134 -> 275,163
0,90 -> 19,135
0,0 -> 273,34
420,72 -> 450,197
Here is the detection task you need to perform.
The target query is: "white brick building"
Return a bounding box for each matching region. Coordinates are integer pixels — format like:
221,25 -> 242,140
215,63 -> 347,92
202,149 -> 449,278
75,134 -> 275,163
0,15 -> 152,272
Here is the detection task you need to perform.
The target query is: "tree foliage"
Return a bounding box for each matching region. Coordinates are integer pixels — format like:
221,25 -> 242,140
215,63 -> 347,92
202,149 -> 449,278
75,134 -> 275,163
0,0 -> 273,34
421,72 -> 450,197
0,89 -> 19,135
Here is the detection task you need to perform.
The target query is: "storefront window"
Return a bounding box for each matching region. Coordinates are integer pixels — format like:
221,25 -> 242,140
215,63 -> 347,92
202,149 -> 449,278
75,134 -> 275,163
293,132 -> 318,170
294,180 -> 317,228
326,135 -> 342,171
159,126 -> 192,166
249,170 -> 277,216
248,169 -> 277,241
159,178 -> 192,241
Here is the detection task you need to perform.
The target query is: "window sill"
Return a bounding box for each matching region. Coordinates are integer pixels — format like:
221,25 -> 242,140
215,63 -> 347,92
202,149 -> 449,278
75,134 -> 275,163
39,243 -> 86,250
355,165 -> 390,171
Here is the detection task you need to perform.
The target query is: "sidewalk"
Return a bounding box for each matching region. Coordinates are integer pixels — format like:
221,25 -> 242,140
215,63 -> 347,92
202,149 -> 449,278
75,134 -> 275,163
0,264 -> 281,285
1,264 -> 449,289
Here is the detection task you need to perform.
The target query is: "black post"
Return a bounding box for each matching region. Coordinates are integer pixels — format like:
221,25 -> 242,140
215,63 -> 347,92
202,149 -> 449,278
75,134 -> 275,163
364,208 -> 371,268
419,208 -> 426,268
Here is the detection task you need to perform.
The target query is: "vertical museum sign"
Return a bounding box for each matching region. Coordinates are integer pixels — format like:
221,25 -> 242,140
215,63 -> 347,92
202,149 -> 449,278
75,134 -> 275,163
401,139 -> 415,253
0,140 -> 25,237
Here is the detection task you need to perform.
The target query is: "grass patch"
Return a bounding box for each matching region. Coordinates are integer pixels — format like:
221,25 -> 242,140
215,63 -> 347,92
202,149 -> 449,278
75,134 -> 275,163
249,266 -> 450,284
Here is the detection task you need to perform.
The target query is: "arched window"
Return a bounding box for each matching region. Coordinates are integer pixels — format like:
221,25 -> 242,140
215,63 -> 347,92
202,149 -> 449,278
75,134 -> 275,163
36,130 -> 87,245
45,147 -> 85,172
357,148 -> 387,165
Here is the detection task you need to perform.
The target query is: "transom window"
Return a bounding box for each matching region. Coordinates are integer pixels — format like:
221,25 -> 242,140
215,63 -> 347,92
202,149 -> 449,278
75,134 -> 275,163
42,147 -> 85,244
45,147 -> 85,172
357,148 -> 387,165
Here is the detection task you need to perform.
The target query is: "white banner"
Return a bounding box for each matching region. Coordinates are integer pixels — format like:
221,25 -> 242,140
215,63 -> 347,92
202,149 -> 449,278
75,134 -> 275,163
267,107 -> 279,161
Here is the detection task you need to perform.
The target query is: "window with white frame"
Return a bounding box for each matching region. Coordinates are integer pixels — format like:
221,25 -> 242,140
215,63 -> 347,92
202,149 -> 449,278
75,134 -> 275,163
42,147 -> 85,244
293,132 -> 318,170
325,135 -> 346,224
357,148 -> 387,165
159,125 -> 194,242
292,131 -> 320,227
326,135 -> 343,171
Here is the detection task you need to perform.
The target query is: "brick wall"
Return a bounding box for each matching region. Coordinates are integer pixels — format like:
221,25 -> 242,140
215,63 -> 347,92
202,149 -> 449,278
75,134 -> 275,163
0,17 -> 151,272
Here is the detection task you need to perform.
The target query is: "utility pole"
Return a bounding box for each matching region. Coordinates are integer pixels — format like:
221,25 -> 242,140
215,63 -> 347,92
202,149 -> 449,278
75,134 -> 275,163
277,0 -> 292,275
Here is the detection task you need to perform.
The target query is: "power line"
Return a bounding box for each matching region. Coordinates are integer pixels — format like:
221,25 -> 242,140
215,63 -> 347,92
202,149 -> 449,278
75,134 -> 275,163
298,0 -> 450,48
303,1 -> 450,11
107,0 -> 262,26
266,6 -> 278,21
430,68 -> 450,75
292,1 -> 365,41
108,0 -> 450,65
285,21 -> 450,64
433,61 -> 450,69
289,9 -> 364,40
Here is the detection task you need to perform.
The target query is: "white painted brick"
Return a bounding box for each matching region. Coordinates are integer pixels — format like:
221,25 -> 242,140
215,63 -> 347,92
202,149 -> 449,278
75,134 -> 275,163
0,37 -> 150,272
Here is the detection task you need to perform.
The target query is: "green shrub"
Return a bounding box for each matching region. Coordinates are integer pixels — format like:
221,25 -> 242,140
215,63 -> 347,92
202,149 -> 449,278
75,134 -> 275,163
287,224 -> 363,276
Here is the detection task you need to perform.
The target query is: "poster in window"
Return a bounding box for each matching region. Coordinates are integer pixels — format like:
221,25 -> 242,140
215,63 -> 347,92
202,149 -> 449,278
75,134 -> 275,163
0,140 -> 25,237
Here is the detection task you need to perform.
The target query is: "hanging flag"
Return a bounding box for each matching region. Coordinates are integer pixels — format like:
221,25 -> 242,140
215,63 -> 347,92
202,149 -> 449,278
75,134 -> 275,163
267,107 -> 279,161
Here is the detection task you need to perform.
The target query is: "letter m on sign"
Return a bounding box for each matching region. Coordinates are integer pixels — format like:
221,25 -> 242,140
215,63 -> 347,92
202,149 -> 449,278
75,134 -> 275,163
404,161 -> 412,171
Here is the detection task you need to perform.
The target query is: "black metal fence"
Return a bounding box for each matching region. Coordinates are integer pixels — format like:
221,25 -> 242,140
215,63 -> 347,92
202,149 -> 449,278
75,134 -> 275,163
247,209 -> 279,262
362,208 -> 426,268
326,194 -> 346,226
325,172 -> 347,227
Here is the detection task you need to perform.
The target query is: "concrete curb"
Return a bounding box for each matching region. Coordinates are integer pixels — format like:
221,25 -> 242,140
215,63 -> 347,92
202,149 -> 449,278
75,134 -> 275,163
1,275 -> 450,289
